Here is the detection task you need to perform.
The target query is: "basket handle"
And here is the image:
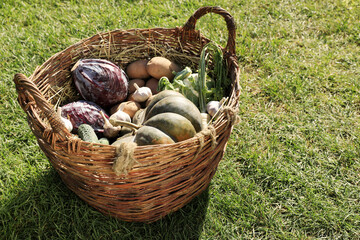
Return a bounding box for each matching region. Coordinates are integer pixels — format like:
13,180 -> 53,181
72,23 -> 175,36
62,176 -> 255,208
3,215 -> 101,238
183,6 -> 236,55
13,73 -> 71,141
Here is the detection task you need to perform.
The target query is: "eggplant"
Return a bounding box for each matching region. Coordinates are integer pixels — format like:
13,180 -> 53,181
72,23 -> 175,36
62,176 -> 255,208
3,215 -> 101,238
60,100 -> 108,134
72,59 -> 128,108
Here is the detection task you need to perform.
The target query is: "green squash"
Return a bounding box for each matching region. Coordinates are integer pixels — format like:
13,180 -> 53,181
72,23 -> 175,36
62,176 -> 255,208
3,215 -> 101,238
145,95 -> 203,132
110,91 -> 203,146
144,90 -> 184,117
143,112 -> 196,142
134,126 -> 175,146
130,91 -> 202,146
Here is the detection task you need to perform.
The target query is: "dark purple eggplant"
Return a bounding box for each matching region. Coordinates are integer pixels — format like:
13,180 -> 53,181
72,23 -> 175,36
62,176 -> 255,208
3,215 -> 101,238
60,100 -> 108,134
72,59 -> 129,108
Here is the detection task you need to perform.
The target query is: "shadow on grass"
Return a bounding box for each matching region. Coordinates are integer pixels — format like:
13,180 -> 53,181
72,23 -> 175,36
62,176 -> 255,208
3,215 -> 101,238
1,168 -> 210,239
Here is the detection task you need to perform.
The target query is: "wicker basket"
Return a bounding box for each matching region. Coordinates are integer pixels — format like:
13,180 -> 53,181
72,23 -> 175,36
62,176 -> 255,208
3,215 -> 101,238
13,6 -> 240,222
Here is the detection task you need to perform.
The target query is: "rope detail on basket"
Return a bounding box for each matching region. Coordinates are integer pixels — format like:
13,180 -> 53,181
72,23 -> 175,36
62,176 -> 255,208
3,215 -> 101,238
222,106 -> 240,127
193,125 -> 217,160
113,142 -> 138,176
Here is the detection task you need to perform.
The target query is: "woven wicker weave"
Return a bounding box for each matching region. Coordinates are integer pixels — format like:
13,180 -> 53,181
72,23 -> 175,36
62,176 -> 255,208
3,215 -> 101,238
13,6 -> 240,222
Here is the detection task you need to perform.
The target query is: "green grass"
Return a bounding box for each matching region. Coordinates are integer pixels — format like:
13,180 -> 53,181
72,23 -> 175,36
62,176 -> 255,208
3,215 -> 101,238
1,0 -> 359,239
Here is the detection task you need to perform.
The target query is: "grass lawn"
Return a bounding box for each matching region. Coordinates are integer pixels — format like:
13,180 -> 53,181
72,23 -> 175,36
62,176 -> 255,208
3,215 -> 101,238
1,0 -> 359,239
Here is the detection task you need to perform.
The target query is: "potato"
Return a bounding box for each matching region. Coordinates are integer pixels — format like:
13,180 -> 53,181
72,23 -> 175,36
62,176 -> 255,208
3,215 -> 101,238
126,59 -> 150,79
127,93 -> 136,102
128,79 -> 145,94
145,78 -> 159,94
146,57 -> 181,80
110,101 -> 141,118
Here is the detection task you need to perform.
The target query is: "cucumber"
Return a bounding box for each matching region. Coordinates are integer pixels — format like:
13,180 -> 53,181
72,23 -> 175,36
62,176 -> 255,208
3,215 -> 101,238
78,124 -> 99,143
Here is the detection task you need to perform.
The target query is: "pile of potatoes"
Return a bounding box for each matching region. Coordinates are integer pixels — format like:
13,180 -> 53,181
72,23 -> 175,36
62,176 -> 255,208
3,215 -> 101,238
125,57 -> 181,97
108,56 -> 182,126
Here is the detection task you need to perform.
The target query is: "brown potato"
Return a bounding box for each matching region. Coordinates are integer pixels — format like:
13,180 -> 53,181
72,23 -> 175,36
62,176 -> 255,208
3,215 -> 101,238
128,79 -> 145,94
126,59 -> 150,79
110,101 -> 141,118
127,93 -> 136,102
146,57 -> 181,80
145,78 -> 159,94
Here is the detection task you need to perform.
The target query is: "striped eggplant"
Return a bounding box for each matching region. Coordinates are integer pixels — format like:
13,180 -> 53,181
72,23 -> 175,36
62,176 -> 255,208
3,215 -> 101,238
60,100 -> 108,134
71,59 -> 129,108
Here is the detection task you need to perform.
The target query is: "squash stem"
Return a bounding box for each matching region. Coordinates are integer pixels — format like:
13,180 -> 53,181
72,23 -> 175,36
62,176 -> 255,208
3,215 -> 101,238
109,119 -> 141,130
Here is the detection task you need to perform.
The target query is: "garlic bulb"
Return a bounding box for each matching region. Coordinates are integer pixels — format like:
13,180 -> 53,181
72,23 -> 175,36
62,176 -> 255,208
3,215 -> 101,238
57,107 -> 73,132
206,101 -> 221,117
100,111 -> 122,138
131,83 -> 152,102
109,104 -> 131,123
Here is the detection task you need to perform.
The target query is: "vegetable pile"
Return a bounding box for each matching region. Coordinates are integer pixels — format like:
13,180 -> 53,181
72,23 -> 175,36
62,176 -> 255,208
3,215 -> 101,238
59,43 -> 231,146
